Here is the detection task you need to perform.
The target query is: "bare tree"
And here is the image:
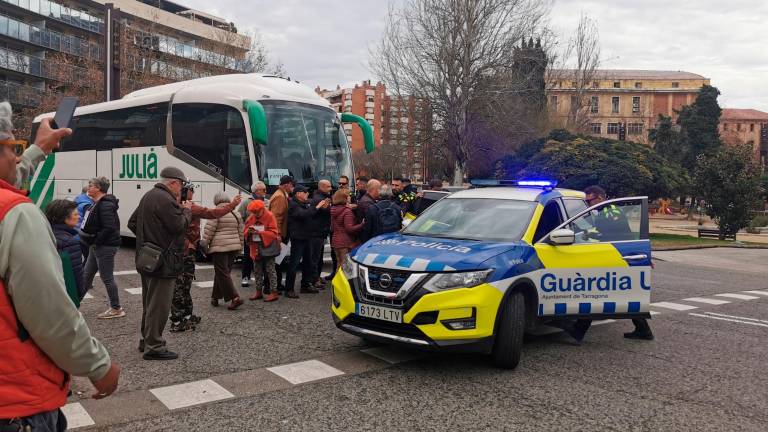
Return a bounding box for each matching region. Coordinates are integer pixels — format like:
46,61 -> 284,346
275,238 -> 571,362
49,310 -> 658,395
555,13 -> 601,133
371,0 -> 551,185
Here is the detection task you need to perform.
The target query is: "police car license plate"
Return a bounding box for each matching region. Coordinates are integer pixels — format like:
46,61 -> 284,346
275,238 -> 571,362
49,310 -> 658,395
356,303 -> 402,323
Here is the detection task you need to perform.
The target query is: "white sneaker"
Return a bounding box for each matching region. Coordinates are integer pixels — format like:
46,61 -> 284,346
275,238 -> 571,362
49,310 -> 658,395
97,308 -> 126,319
241,277 -> 249,287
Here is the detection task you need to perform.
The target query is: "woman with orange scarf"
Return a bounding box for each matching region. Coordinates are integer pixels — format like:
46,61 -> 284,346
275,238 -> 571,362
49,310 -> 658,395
244,200 -> 280,302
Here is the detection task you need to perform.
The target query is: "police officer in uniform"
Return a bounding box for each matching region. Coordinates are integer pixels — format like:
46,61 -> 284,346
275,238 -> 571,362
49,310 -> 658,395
567,186 -> 654,342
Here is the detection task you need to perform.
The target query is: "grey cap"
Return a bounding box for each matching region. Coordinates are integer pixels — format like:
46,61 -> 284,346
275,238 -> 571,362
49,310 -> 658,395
160,166 -> 187,181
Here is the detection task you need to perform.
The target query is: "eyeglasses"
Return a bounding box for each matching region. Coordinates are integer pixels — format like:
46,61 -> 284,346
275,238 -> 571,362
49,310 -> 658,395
338,182 -> 348,186
0,139 -> 27,157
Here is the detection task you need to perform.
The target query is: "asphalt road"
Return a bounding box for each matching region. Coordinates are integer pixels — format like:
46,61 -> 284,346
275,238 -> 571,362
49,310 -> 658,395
66,247 -> 768,431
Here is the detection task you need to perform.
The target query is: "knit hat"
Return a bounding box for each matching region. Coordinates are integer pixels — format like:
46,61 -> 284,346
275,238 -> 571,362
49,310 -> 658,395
247,199 -> 265,213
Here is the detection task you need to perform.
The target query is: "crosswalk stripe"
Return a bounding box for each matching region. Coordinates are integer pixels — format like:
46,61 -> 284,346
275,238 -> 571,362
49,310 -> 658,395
650,311 -> 661,315
683,297 -> 731,305
196,281 -> 214,288
98,264 -> 215,277
714,293 -> 760,300
690,313 -> 768,328
650,302 -> 698,311
267,359 -> 344,385
61,402 -> 95,429
150,379 -> 234,410
591,319 -> 616,326
125,287 -> 142,295
742,290 -> 768,296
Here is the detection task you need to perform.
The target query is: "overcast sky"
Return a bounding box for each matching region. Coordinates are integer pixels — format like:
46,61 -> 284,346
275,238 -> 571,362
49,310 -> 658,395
180,0 -> 767,111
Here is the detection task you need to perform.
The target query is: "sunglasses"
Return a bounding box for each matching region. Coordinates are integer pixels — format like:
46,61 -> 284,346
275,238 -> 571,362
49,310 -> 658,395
0,140 -> 27,157
339,182 -> 348,186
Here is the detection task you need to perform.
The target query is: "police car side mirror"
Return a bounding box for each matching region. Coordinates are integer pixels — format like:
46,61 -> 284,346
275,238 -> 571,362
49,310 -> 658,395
549,228 -> 575,246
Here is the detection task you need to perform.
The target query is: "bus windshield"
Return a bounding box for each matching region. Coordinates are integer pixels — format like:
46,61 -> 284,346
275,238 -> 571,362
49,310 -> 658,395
259,101 -> 353,186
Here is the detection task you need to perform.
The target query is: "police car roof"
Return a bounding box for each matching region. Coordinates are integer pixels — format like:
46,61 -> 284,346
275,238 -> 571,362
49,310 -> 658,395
448,187 -> 585,202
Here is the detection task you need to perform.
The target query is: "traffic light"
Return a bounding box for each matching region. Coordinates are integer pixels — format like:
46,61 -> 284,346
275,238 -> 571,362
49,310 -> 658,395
618,122 -> 626,141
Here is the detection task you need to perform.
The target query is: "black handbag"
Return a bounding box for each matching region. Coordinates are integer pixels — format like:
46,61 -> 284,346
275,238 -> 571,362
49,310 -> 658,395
136,242 -> 165,273
258,239 -> 281,258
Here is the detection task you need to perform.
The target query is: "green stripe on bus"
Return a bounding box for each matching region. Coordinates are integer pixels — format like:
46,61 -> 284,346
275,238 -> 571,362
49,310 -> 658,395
29,154 -> 55,203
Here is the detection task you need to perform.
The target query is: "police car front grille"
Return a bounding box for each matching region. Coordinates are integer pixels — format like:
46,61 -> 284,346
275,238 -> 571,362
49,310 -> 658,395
353,278 -> 405,307
366,267 -> 410,294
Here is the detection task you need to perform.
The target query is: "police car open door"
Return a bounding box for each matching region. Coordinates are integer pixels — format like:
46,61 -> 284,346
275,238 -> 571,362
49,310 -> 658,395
533,197 -> 651,319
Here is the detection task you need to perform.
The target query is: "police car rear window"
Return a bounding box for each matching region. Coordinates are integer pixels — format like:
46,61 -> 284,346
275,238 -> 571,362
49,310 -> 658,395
403,198 -> 535,242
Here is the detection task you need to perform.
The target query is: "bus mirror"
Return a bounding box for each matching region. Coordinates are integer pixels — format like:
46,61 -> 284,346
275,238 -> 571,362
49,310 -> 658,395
243,100 -> 268,145
341,113 -> 375,153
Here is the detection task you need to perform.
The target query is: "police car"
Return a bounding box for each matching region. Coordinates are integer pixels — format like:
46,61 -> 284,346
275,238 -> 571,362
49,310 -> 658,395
331,180 -> 651,369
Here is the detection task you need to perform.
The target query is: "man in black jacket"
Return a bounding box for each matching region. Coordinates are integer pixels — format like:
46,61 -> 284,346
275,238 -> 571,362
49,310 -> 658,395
128,167 -> 192,361
361,184 -> 402,243
310,180 -> 333,289
284,185 -> 327,297
81,176 -> 124,319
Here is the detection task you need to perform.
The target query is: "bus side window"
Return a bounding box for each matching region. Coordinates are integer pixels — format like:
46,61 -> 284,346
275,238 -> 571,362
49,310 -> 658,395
62,104 -> 167,151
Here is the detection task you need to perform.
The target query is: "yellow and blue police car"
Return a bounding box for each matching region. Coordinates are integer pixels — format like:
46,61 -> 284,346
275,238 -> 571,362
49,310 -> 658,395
331,180 -> 652,369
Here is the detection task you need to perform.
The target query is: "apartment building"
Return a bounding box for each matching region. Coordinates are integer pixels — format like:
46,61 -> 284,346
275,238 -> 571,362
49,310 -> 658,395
548,70 -> 710,144
720,108 -> 768,168
318,80 -> 431,182
0,0 -> 250,110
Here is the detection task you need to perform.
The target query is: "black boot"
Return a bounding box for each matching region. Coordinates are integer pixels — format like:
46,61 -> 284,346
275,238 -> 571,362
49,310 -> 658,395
624,318 -> 654,340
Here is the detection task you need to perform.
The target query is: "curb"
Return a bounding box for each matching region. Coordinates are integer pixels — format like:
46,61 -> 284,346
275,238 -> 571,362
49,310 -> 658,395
652,244 -> 768,251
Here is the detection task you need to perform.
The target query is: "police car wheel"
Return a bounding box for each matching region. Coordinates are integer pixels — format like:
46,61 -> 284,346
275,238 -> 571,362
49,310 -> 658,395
491,290 -> 525,369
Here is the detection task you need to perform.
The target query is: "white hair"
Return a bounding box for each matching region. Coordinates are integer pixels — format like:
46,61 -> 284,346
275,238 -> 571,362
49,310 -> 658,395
379,184 -> 394,199
0,102 -> 13,141
251,181 -> 266,193
213,191 -> 230,205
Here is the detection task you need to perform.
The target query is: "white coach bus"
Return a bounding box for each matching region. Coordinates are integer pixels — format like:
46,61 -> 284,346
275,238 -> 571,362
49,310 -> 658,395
31,74 -> 374,236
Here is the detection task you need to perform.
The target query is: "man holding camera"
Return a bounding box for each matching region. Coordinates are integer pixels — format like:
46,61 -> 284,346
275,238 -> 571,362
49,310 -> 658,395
170,186 -> 241,332
128,167 -> 192,361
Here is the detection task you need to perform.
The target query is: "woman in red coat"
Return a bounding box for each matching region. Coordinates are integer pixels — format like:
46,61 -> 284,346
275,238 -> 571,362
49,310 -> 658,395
330,189 -> 364,268
244,200 -> 280,302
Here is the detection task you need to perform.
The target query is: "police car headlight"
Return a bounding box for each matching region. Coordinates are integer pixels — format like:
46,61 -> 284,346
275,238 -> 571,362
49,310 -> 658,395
341,256 -> 359,279
423,270 -> 492,292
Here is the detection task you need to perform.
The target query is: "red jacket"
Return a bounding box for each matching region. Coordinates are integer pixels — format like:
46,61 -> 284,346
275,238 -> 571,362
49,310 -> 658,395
0,181 -> 69,418
331,204 -> 364,249
244,210 -> 279,260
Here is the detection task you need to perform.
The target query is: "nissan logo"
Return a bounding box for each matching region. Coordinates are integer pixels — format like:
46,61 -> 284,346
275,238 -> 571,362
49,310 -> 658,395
379,273 -> 393,289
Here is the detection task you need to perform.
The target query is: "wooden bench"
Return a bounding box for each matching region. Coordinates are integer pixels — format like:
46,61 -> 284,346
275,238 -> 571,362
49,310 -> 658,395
697,228 -> 736,241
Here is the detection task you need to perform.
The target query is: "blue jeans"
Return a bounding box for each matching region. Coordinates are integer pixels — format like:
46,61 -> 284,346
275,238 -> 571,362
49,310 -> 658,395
2,409 -> 67,431
83,245 -> 121,309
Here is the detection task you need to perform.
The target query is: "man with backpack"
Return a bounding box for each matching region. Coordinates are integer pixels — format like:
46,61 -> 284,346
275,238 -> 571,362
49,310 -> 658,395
361,184 -> 402,243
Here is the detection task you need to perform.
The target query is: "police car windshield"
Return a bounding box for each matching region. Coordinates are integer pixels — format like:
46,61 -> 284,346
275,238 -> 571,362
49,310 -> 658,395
403,198 -> 536,242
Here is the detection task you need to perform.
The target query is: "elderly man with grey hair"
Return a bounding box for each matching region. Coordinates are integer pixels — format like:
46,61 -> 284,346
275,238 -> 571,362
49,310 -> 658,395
238,181 -> 268,287
361,183 -> 402,243
81,176 -> 124,319
128,166 -> 193,361
0,101 -> 120,430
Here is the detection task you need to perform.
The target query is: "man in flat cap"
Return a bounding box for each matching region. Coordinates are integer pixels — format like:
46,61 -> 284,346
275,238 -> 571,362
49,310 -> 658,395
128,166 -> 192,360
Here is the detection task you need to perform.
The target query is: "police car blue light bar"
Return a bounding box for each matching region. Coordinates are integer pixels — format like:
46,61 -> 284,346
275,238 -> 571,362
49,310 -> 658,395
517,179 -> 558,187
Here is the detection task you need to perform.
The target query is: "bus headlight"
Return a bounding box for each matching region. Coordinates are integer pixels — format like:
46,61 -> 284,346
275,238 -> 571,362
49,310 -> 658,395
341,256 -> 359,280
423,270 -> 492,292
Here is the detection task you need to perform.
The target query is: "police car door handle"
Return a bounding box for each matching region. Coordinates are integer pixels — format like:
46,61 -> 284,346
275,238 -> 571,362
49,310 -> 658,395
622,254 -> 648,261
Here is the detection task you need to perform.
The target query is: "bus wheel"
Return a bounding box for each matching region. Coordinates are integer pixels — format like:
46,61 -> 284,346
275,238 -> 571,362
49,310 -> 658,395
491,290 -> 526,369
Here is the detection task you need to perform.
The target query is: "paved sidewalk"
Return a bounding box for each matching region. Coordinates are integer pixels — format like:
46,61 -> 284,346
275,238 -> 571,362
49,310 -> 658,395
650,216 -> 768,244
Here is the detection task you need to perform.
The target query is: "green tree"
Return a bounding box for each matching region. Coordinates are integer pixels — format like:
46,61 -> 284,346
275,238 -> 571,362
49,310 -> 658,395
694,144 -> 763,237
510,132 -> 689,199
678,84 -> 723,172
648,114 -> 684,165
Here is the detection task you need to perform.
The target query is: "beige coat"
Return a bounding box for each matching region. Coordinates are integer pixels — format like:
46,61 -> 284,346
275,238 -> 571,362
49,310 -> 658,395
203,204 -> 244,254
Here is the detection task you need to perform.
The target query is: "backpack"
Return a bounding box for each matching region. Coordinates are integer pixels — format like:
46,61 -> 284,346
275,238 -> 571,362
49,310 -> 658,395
374,201 -> 402,235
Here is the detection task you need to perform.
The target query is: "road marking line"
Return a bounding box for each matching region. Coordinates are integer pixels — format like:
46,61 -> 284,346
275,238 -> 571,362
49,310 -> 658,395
361,346 -> 427,364
591,319 -> 616,326
61,402 -> 95,429
196,281 -> 214,288
267,359 -> 344,385
650,302 -> 698,311
689,313 -> 768,328
150,379 -> 234,410
125,287 -> 142,295
714,293 -> 760,300
650,311 -> 661,315
742,290 -> 768,296
683,297 -> 731,305
83,292 -> 94,299
98,264 -> 214,277
704,312 -> 768,324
